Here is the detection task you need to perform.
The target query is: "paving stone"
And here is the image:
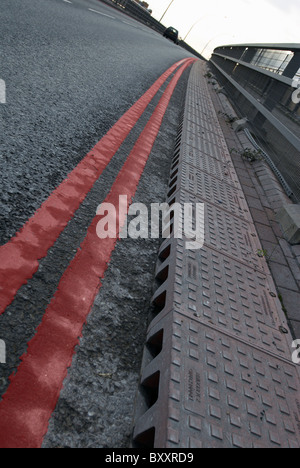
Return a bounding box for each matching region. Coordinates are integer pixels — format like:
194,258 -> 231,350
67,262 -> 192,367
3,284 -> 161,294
250,207 -> 269,226
237,175 -> 256,188
264,207 -> 276,222
242,184 -> 261,198
285,256 -> 300,284
290,321 -> 300,340
235,167 -> 252,179
245,196 -> 265,211
260,240 -> 288,266
269,262 -> 299,292
230,155 -> 248,170
279,238 -> 295,258
261,196 -> 272,210
256,223 -> 278,244
278,288 -> 300,322
269,220 -> 284,239
291,245 -> 300,257
277,205 -> 300,245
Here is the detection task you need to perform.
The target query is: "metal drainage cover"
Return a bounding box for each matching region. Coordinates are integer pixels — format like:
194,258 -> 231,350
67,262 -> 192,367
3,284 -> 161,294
133,60 -> 300,449
134,311 -> 300,448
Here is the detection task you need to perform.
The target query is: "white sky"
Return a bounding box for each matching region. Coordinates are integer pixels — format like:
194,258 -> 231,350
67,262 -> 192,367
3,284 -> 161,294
148,0 -> 300,58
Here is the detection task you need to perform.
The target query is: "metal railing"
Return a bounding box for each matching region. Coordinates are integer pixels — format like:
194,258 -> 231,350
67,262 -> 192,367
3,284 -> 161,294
210,44 -> 300,203
111,0 -> 166,33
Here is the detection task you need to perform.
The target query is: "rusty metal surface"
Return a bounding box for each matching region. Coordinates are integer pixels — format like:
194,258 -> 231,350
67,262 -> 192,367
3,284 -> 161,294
133,60 -> 300,449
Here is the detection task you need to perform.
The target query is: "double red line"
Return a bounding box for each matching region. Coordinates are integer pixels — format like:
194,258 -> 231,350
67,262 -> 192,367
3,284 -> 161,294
0,57 -> 196,448
0,58 -> 192,315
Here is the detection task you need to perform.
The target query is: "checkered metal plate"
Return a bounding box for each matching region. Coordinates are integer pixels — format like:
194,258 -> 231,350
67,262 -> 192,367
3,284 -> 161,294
134,312 -> 300,448
133,59 -> 300,450
171,143 -> 240,189
151,237 -> 290,357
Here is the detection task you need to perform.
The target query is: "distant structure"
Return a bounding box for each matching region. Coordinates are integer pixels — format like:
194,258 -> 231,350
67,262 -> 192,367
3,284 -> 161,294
135,0 -> 152,14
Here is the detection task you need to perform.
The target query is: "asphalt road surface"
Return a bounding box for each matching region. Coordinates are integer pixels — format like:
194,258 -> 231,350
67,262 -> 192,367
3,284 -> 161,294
0,0 -> 192,243
0,0 -> 196,448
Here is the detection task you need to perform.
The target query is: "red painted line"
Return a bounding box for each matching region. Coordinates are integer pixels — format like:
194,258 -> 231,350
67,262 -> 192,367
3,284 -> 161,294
0,58 -> 196,448
0,58 -> 191,316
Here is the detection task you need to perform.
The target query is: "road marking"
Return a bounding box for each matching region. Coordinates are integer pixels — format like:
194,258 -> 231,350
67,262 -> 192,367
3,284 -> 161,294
0,58 -> 195,448
88,8 -> 115,19
0,79 -> 6,104
122,20 -> 138,28
0,59 -> 191,316
62,0 -> 72,3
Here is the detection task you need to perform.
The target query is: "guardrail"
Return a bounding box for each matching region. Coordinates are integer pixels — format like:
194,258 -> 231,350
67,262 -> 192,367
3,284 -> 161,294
98,0 -> 205,60
210,44 -> 300,203
111,0 -> 166,33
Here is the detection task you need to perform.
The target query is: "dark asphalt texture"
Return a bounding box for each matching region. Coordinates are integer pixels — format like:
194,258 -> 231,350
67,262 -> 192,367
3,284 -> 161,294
0,0 -> 195,448
0,0 -> 192,244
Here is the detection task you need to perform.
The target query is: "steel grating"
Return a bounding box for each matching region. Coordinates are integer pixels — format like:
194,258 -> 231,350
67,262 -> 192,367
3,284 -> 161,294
133,60 -> 300,448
